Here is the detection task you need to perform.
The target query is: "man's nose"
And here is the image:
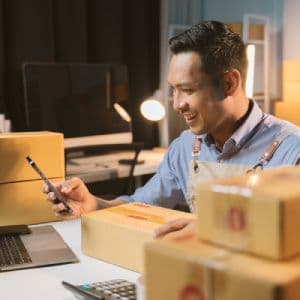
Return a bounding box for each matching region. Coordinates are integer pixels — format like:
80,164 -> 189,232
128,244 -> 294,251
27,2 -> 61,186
173,97 -> 188,112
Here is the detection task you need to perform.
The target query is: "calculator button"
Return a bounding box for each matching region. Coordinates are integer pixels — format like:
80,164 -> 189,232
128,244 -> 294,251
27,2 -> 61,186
80,284 -> 91,290
112,294 -> 121,299
104,290 -> 112,295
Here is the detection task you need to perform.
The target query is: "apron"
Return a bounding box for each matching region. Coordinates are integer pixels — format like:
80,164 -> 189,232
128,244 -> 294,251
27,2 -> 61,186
187,125 -> 298,213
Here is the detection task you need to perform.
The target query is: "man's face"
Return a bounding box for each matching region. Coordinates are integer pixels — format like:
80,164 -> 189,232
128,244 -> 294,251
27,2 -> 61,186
167,51 -> 233,136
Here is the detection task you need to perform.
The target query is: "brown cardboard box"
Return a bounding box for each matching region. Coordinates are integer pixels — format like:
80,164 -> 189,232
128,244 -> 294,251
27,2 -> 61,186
195,167 -> 300,260
0,178 -> 63,226
275,60 -> 300,125
0,131 -> 64,183
145,233 -> 300,300
0,131 -> 64,225
227,22 -> 264,40
81,202 -> 195,272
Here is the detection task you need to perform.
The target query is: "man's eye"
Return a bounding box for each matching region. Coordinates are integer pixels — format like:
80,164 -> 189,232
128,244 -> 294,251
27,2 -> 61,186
182,89 -> 193,94
168,86 -> 174,97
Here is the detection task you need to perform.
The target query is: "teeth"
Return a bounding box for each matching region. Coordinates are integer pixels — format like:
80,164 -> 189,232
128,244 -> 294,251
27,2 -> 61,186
183,113 -> 196,119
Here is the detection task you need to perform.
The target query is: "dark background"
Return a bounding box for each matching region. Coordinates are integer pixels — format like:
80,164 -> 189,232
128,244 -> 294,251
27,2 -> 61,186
0,0 -> 160,148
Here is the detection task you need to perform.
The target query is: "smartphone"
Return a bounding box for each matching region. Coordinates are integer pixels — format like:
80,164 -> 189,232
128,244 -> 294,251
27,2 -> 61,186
26,156 -> 73,214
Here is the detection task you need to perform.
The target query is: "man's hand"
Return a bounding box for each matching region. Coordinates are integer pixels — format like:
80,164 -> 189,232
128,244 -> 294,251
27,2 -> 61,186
153,218 -> 196,239
42,177 -> 98,219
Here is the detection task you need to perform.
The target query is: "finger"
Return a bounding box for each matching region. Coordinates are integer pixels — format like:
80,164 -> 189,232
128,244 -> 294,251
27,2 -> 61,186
153,218 -> 191,239
153,222 -> 182,239
44,192 -> 57,203
52,203 -> 67,213
42,181 -> 63,193
42,184 -> 49,193
53,204 -> 76,220
60,177 -> 82,194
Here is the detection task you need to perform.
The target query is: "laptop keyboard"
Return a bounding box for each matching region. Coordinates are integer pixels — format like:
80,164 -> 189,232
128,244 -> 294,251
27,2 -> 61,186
0,235 -> 32,267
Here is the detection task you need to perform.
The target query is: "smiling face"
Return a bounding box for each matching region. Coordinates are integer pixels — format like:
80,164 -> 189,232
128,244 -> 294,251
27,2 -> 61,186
167,51 -> 236,137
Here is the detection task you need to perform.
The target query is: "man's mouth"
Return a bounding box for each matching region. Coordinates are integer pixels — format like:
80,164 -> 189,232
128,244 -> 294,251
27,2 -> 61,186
183,112 -> 197,122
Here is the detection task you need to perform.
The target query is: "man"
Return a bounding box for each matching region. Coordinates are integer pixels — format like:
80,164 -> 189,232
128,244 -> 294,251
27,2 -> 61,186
44,21 -> 300,237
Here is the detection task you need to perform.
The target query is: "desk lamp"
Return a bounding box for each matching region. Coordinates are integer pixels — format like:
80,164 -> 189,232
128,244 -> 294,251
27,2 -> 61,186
113,102 -> 144,163
113,102 -> 132,131
140,90 -> 166,122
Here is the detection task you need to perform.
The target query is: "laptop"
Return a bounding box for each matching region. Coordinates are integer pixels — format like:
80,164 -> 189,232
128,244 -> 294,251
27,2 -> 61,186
0,225 -> 78,272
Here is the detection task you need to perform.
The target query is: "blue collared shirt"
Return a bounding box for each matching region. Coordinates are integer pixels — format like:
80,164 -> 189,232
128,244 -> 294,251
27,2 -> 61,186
119,101 -> 300,208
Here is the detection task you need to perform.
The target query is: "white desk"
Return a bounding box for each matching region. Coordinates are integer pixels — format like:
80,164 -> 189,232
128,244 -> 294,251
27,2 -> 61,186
0,219 -> 140,300
66,149 -> 165,184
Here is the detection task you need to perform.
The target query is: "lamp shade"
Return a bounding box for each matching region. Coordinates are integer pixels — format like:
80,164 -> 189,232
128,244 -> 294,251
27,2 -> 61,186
113,103 -> 132,123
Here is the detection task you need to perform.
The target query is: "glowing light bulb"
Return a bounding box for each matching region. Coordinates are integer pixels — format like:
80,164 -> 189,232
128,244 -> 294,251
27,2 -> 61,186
140,99 -> 165,121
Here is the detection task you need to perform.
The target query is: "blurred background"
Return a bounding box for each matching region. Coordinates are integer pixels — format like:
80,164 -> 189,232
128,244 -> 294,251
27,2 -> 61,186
0,0 -> 299,149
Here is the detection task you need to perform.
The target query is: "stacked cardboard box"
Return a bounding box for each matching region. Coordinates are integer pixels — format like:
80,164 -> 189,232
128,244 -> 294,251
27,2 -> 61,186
145,167 -> 300,299
0,131 -> 64,225
195,167 -> 300,259
81,202 -> 195,272
146,232 -> 300,300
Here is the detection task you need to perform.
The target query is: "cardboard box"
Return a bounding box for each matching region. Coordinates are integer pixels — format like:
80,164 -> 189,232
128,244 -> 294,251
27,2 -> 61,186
275,60 -> 300,125
145,233 -> 300,300
0,131 -> 64,225
0,178 -> 63,226
0,131 -> 64,183
195,167 -> 300,259
227,22 -> 264,40
81,202 -> 195,272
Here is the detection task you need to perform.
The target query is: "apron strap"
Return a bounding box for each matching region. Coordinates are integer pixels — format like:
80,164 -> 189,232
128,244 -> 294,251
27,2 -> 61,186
192,135 -> 202,172
249,126 -> 299,171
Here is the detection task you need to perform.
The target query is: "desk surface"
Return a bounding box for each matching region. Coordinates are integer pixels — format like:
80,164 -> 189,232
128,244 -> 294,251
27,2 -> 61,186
66,149 -> 165,184
0,219 -> 139,300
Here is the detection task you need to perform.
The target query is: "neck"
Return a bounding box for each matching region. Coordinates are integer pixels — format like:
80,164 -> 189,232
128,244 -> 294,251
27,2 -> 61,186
212,99 -> 252,151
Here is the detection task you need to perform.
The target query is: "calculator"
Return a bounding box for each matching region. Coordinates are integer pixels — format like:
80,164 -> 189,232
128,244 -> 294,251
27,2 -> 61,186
62,279 -> 136,300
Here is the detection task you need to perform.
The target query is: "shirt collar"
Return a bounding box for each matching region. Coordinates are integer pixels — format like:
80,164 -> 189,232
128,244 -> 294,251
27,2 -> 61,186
230,100 -> 265,147
197,100 -> 265,152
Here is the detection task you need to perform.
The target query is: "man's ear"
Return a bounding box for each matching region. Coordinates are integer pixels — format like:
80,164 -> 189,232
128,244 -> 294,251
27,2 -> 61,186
224,69 -> 240,96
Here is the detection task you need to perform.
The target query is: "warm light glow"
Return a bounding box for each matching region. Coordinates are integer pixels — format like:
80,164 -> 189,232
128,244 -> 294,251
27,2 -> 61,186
247,173 -> 260,187
140,99 -> 166,121
245,44 -> 255,98
113,103 -> 131,123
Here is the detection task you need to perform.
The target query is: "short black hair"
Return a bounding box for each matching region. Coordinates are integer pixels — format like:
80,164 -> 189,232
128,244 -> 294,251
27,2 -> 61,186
169,21 -> 247,84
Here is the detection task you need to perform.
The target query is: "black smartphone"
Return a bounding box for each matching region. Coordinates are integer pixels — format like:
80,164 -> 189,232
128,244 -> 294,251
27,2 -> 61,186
26,156 -> 73,214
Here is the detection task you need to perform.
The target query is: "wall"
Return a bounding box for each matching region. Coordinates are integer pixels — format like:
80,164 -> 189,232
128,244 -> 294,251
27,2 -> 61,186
275,0 -> 300,125
203,0 -> 283,101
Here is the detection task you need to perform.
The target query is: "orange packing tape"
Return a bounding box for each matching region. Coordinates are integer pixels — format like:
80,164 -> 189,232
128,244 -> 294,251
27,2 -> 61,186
108,205 -> 166,224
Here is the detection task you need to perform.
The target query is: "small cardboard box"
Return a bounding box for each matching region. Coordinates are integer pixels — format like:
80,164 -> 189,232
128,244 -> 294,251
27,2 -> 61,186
195,166 -> 300,260
145,233 -> 300,300
227,22 -> 264,40
0,131 -> 64,183
0,178 -> 63,226
81,202 -> 195,272
0,131 -> 64,225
